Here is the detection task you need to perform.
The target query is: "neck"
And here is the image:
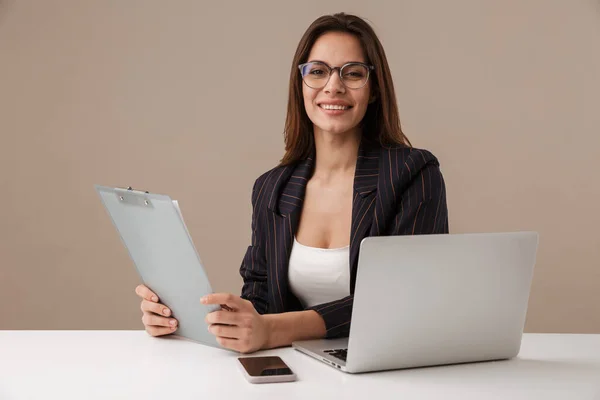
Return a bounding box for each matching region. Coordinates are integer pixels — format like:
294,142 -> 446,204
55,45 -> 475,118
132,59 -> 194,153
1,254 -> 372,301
312,127 -> 361,182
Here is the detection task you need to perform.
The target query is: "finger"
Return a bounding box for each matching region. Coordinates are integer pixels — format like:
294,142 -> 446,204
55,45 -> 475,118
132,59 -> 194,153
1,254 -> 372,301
205,310 -> 241,326
201,293 -> 244,310
215,336 -> 242,352
142,312 -> 178,329
220,304 -> 234,312
135,284 -> 159,302
216,337 -> 254,354
146,325 -> 177,337
208,323 -> 243,339
141,300 -> 172,317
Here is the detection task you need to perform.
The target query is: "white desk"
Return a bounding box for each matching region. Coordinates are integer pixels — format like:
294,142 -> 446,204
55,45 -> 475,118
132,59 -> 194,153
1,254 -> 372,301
1,332 -> 599,399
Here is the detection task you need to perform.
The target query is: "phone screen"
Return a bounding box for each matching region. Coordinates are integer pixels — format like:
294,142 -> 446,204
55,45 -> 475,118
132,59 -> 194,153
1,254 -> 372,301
238,356 -> 293,377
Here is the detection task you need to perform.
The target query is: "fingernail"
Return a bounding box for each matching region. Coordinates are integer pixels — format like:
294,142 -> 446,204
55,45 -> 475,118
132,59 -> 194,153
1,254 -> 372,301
151,296 -> 158,302
170,320 -> 176,326
163,308 -> 170,316
200,297 -> 207,304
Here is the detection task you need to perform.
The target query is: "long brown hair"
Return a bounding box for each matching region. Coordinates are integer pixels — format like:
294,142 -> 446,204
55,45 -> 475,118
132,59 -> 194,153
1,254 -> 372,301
280,13 -> 412,166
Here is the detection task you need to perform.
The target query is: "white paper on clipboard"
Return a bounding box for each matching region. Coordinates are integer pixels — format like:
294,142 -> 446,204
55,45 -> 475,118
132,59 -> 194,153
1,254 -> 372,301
172,200 -> 191,240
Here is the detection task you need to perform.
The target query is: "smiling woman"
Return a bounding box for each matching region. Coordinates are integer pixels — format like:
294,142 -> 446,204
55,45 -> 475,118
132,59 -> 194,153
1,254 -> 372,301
281,13 -> 412,165
135,12 -> 449,354
299,32 -> 375,145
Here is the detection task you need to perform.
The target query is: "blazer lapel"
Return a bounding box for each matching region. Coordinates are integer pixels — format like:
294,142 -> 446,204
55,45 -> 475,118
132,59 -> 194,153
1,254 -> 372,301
349,143 -> 379,292
266,154 -> 315,313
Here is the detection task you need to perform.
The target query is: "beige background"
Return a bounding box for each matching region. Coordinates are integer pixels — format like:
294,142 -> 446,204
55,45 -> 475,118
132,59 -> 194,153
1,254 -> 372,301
1,0 -> 598,332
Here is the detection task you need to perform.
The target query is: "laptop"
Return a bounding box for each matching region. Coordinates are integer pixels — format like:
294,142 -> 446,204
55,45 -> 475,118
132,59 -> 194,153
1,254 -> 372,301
292,231 -> 539,373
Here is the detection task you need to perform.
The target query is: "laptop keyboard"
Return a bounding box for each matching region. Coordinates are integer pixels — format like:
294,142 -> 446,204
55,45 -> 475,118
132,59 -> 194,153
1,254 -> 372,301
324,348 -> 348,362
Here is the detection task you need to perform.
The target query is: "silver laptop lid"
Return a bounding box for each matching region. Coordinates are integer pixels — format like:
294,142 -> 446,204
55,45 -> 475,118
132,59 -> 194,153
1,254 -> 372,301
346,232 -> 538,373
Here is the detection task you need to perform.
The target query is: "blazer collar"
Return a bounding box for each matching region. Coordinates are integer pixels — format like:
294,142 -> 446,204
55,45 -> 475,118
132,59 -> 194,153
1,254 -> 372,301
267,140 -> 380,216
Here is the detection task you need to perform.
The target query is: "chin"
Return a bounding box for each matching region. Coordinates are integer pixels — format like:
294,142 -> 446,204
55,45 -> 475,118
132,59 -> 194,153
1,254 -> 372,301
313,119 -> 355,136
319,125 -> 356,136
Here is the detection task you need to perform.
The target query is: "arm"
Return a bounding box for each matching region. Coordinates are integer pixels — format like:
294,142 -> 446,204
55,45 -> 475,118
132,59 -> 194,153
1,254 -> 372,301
239,178 -> 269,314
262,310 -> 326,348
203,292 -> 326,352
307,157 -> 450,338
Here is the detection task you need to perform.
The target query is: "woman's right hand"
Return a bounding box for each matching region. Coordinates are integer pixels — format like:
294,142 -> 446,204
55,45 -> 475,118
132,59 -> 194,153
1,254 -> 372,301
135,284 -> 179,337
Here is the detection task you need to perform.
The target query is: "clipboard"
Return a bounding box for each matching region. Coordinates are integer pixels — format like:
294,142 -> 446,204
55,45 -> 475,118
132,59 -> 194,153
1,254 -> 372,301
95,185 -> 222,348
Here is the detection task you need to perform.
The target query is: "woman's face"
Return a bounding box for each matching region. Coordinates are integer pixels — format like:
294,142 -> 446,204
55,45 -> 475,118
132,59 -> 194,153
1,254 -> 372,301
302,31 -> 372,138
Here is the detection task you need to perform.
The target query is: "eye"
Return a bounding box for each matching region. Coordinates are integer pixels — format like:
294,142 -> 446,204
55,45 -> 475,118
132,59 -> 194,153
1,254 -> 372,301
342,65 -> 367,80
345,71 -> 364,78
301,62 -> 330,78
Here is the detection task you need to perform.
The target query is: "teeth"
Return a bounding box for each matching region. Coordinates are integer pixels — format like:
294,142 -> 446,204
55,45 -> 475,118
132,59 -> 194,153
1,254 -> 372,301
320,104 -> 349,110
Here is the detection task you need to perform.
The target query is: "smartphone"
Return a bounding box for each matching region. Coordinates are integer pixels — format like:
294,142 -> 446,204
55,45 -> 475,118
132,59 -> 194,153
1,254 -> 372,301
237,356 -> 297,384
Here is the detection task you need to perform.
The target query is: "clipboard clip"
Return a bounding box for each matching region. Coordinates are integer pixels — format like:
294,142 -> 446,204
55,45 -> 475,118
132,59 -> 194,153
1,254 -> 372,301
117,186 -> 153,207
126,186 -> 150,194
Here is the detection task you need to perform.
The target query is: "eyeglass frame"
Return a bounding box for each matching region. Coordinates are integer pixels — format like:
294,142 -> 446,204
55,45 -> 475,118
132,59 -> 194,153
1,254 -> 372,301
298,61 -> 375,90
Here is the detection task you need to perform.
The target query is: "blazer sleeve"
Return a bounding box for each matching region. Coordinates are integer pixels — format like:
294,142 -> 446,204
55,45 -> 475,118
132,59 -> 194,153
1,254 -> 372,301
239,178 -> 269,314
307,152 -> 449,338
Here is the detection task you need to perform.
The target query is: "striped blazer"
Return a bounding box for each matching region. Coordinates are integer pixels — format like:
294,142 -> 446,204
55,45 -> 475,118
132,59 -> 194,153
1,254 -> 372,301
239,141 -> 449,338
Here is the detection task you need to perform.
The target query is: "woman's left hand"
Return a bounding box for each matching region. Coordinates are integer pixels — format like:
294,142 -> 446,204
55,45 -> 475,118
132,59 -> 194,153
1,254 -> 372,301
201,293 -> 269,353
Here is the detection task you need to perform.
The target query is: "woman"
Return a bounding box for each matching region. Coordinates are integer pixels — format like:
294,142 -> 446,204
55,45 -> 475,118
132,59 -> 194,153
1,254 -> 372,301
135,12 -> 449,353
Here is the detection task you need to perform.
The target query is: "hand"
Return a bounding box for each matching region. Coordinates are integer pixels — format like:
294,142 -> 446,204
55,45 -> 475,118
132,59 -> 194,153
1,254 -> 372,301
135,284 -> 179,337
202,293 -> 269,354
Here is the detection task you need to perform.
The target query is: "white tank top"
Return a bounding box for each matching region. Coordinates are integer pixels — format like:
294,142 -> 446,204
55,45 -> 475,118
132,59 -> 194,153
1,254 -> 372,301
288,236 -> 351,308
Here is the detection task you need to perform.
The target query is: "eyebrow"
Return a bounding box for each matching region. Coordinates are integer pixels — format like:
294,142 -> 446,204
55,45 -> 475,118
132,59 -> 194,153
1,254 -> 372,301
307,59 -> 366,66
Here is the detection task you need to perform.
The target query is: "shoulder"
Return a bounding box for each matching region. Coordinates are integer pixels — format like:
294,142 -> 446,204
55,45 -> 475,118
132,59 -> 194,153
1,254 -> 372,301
250,163 -> 291,206
378,143 -> 440,170
378,144 -> 445,200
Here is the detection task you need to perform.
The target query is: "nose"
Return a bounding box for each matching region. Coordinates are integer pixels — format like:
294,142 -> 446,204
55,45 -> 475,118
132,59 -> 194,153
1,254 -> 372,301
323,69 -> 345,94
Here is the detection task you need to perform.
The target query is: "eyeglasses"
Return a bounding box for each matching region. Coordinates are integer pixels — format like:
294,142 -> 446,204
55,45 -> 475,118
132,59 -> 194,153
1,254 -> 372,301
298,61 -> 375,90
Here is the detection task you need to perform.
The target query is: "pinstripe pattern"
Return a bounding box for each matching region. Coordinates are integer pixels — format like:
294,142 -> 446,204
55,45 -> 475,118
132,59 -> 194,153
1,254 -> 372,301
240,141 -> 449,338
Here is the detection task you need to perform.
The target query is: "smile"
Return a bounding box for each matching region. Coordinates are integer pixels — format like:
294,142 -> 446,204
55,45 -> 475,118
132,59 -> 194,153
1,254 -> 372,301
319,104 -> 352,111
